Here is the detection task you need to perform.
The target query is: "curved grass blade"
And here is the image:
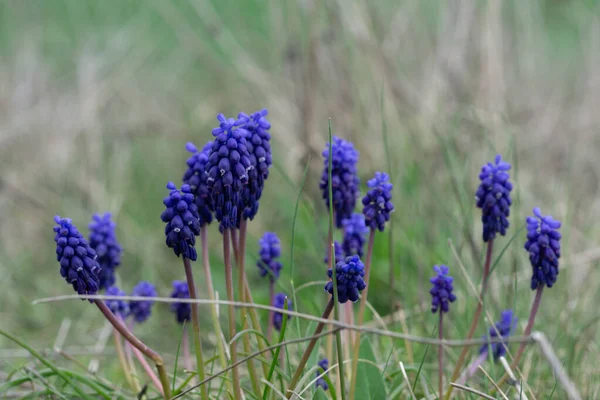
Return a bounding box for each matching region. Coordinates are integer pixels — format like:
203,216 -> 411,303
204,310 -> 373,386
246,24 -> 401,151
262,297 -> 290,400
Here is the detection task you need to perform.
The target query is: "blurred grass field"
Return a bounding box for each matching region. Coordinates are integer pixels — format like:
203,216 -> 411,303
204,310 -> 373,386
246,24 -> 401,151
1,0 -> 600,398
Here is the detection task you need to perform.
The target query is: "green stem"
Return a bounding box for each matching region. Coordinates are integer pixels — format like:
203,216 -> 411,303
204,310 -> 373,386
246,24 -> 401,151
444,239 -> 494,400
224,229 -> 242,400
438,311 -> 444,399
182,257 -> 208,400
94,300 -> 171,399
348,228 -> 375,400
262,297 -> 290,400
112,324 -> 139,393
285,298 -> 335,398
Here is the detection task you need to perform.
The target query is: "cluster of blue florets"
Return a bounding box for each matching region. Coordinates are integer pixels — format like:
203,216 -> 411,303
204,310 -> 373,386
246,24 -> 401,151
272,292 -> 292,331
429,265 -> 456,314
129,281 -> 157,323
170,280 -> 191,324
475,155 -> 513,242
183,141 -> 215,227
325,255 -> 366,303
257,232 -> 283,282
362,172 -> 394,232
88,213 -> 122,290
324,241 -> 343,265
525,208 -> 562,290
105,286 -> 129,318
342,213 -> 368,258
479,309 -> 517,360
161,182 -> 201,261
315,358 -> 329,391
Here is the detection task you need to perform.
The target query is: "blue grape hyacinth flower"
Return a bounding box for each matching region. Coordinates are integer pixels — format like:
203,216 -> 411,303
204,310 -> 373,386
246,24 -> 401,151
342,213 -> 368,258
479,309 -> 517,361
170,280 -> 191,324
129,281 -> 157,323
205,113 -> 252,231
53,216 -> 101,298
239,109 -> 272,221
88,213 -> 122,290
324,240 -> 343,265
525,207 -> 562,290
105,286 -> 129,318
257,232 -> 283,283
325,255 -> 366,303
475,155 -> 513,242
272,292 -> 292,331
320,136 -> 360,228
161,182 -> 201,261
183,141 -> 215,227
430,265 -> 456,313
315,358 -> 329,391
362,172 -> 394,232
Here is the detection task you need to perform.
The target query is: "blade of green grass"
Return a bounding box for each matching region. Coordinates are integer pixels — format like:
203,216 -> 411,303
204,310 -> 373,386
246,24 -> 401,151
262,296 -> 290,400
172,321 -> 187,392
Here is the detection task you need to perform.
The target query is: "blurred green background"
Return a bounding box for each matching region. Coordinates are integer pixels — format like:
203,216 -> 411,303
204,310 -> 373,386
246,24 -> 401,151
1,0 -> 600,398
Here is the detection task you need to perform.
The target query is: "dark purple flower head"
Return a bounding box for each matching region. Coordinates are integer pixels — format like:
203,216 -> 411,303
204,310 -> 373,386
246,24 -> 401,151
183,141 -> 214,227
205,113 -> 252,231
324,241 -> 343,265
320,137 -> 360,228
475,155 -> 513,242
170,280 -> 191,324
239,109 -> 272,221
362,172 -> 394,232
88,213 -> 122,290
161,182 -> 201,261
105,286 -> 129,318
53,216 -> 100,298
315,358 -> 329,391
430,265 -> 456,314
325,255 -> 366,303
257,232 -> 283,283
525,208 -> 561,290
479,309 -> 517,361
272,292 -> 292,331
129,281 -> 157,323
342,213 -> 368,258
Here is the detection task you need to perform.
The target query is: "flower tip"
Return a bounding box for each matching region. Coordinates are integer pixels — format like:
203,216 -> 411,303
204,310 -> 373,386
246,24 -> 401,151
533,207 -> 542,218
185,142 -> 198,153
166,181 -> 177,190
54,215 -> 61,224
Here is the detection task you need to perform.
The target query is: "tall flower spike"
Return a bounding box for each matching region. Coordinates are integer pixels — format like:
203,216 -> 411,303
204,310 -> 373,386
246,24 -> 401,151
430,265 -> 456,313
323,240 -> 343,265
479,309 -> 517,361
129,281 -> 157,323
257,232 -> 283,283
161,182 -> 201,261
88,213 -> 122,290
239,109 -> 272,221
475,155 -> 513,242
105,286 -> 130,318
272,292 -> 292,331
205,113 -> 252,231
170,280 -> 191,324
53,216 -> 100,298
341,213 -> 368,258
315,358 -> 329,391
525,207 -> 562,290
362,172 -> 394,232
320,136 -> 360,228
183,141 -> 215,227
325,255 -> 366,303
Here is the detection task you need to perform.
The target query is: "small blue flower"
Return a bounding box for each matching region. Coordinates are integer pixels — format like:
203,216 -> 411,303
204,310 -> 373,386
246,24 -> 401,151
320,137 -> 360,228
362,172 -> 394,232
525,208 -> 562,290
272,292 -> 292,331
161,182 -> 201,261
315,358 -> 329,391
257,232 -> 283,283
105,286 -> 129,318
170,280 -> 191,324
88,213 -> 122,290
239,109 -> 272,221
53,216 -> 100,298
183,141 -> 215,227
342,213 -> 368,258
479,310 -> 517,361
475,155 -> 513,242
129,281 -> 157,323
325,255 -> 366,303
324,241 -> 343,266
205,113 -> 252,231
430,265 -> 456,313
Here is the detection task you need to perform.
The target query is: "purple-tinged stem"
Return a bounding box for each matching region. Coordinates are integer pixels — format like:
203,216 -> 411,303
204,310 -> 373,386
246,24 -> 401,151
131,343 -> 163,395
94,300 -> 171,399
112,324 -> 139,392
458,352 -> 488,386
348,228 -> 376,400
444,239 -> 494,400
224,229 -> 242,400
182,257 -> 208,400
182,328 -> 193,374
286,298 -> 335,399
511,285 -> 544,369
438,311 -> 444,399
267,281 -> 275,342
